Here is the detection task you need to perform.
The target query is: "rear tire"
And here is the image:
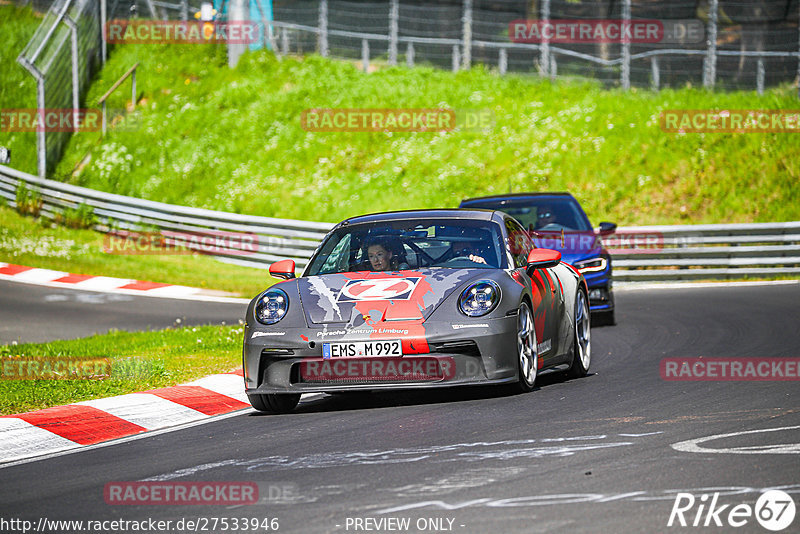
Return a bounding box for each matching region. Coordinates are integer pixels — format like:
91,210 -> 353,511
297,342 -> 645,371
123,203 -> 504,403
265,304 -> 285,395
515,302 -> 538,393
567,289 -> 591,379
247,393 -> 301,413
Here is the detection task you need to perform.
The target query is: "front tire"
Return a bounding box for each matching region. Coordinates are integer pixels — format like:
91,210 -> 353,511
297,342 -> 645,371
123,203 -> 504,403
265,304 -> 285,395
247,393 -> 301,413
516,302 -> 538,392
567,288 -> 591,378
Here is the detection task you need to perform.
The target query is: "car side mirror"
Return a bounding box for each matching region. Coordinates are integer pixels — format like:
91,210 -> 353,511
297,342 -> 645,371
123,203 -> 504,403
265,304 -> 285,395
269,259 -> 296,280
597,222 -> 617,236
526,248 -> 561,273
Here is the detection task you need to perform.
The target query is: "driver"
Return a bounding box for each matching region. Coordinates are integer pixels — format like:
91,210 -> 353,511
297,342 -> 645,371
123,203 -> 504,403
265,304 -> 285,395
451,239 -> 487,264
535,205 -> 557,230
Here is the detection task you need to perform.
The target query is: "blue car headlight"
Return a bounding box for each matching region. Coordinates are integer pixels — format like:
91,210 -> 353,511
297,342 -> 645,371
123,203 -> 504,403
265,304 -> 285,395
458,280 -> 501,317
255,288 -> 289,324
574,256 -> 608,274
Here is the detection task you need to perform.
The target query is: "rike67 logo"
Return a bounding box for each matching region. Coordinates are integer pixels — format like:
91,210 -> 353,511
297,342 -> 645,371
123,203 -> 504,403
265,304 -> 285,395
337,278 -> 420,302
668,490 -> 796,531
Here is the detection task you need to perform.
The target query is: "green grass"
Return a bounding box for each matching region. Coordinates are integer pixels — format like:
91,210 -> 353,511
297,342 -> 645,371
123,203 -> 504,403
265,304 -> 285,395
50,43 -> 800,227
0,4 -> 41,176
0,324 -> 244,415
0,205 -> 278,297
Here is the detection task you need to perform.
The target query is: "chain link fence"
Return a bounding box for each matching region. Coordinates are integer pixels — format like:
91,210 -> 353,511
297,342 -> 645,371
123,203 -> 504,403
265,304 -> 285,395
13,0 -> 206,178
11,0 -> 800,178
270,0 -> 799,91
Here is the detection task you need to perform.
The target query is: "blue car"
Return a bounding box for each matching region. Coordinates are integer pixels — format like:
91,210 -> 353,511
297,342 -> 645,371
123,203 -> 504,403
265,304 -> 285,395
460,192 -> 616,325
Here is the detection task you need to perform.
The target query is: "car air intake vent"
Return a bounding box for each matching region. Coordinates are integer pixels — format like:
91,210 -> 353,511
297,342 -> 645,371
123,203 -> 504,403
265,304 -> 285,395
431,340 -> 480,357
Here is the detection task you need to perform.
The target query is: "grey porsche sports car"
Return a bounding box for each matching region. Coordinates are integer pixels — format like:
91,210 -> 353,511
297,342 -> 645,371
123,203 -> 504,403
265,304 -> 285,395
242,209 -> 591,413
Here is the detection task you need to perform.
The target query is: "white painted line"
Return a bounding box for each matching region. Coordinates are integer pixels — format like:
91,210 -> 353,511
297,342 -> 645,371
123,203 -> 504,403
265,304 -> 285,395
184,374 -> 249,404
616,280 -> 800,291
671,425 -> 800,454
13,268 -> 67,283
74,393 -> 208,430
0,418 -> 80,463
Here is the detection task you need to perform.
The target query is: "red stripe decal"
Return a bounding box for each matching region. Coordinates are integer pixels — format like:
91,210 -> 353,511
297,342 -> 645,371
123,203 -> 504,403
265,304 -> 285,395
146,386 -> 248,415
10,405 -> 146,445
53,274 -> 94,284
118,281 -> 171,291
0,264 -> 34,276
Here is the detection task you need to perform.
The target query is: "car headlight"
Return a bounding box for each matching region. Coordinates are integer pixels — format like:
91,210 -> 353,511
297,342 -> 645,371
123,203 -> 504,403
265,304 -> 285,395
574,257 -> 608,273
255,288 -> 289,324
458,280 -> 501,317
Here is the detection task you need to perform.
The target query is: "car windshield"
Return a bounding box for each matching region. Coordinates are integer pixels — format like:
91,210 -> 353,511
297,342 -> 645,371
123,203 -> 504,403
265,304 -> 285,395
305,218 -> 508,276
466,197 -> 592,232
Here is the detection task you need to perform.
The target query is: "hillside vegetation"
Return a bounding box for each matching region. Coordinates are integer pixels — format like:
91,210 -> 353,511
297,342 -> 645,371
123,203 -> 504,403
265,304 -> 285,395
45,41 -> 800,226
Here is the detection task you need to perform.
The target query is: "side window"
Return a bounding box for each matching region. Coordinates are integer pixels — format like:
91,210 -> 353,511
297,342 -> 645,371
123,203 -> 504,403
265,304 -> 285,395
505,217 -> 533,268
319,234 -> 352,274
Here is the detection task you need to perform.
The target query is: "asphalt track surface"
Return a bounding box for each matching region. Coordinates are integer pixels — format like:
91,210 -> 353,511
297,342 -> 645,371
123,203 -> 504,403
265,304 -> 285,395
1,282 -> 799,533
0,279 -> 247,344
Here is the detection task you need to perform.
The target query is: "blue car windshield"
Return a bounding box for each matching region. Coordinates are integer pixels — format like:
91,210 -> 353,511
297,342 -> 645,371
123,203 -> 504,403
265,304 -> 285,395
466,197 -> 592,233
305,219 -> 508,276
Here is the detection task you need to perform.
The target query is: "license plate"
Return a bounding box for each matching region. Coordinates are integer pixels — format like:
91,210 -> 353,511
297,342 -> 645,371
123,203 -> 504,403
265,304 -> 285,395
322,340 -> 402,359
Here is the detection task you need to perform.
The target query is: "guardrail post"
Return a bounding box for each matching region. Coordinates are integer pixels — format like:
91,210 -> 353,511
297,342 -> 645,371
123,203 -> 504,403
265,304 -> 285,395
550,54 -> 557,80
757,57 -> 765,95
540,0 -> 550,76
362,39 -> 369,72
101,0 -> 107,65
704,0 -> 718,88
452,44 -> 460,72
388,0 -> 398,65
406,42 -> 414,67
281,28 -> 289,56
318,0 -> 329,57
621,0 -> 631,90
462,0 -> 472,69
499,47 -> 507,75
36,77 -> 46,178
180,0 -> 188,21
132,67 -> 137,107
64,15 -> 80,133
651,56 -> 660,90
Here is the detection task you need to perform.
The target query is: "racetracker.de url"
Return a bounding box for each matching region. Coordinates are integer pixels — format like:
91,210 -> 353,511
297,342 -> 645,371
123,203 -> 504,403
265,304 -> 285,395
0,517 -> 279,533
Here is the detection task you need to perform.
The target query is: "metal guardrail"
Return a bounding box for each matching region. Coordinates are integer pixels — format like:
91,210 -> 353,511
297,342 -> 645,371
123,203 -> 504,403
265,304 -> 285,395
0,165 -> 332,270
1,165 -> 799,281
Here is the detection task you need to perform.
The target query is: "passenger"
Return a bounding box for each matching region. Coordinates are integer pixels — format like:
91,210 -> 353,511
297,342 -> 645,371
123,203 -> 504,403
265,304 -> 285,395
367,240 -> 397,271
367,238 -> 409,271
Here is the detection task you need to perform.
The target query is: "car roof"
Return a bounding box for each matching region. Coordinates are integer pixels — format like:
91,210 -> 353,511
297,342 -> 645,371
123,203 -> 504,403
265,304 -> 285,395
460,192 -> 578,205
340,208 -> 499,226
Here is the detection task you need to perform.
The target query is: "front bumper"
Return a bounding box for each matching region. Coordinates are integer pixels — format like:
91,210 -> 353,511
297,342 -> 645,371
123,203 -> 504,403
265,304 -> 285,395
243,317 -> 520,394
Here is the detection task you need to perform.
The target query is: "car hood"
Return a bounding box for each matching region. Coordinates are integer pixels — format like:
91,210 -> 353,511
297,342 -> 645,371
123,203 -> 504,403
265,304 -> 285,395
297,268 -> 482,325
